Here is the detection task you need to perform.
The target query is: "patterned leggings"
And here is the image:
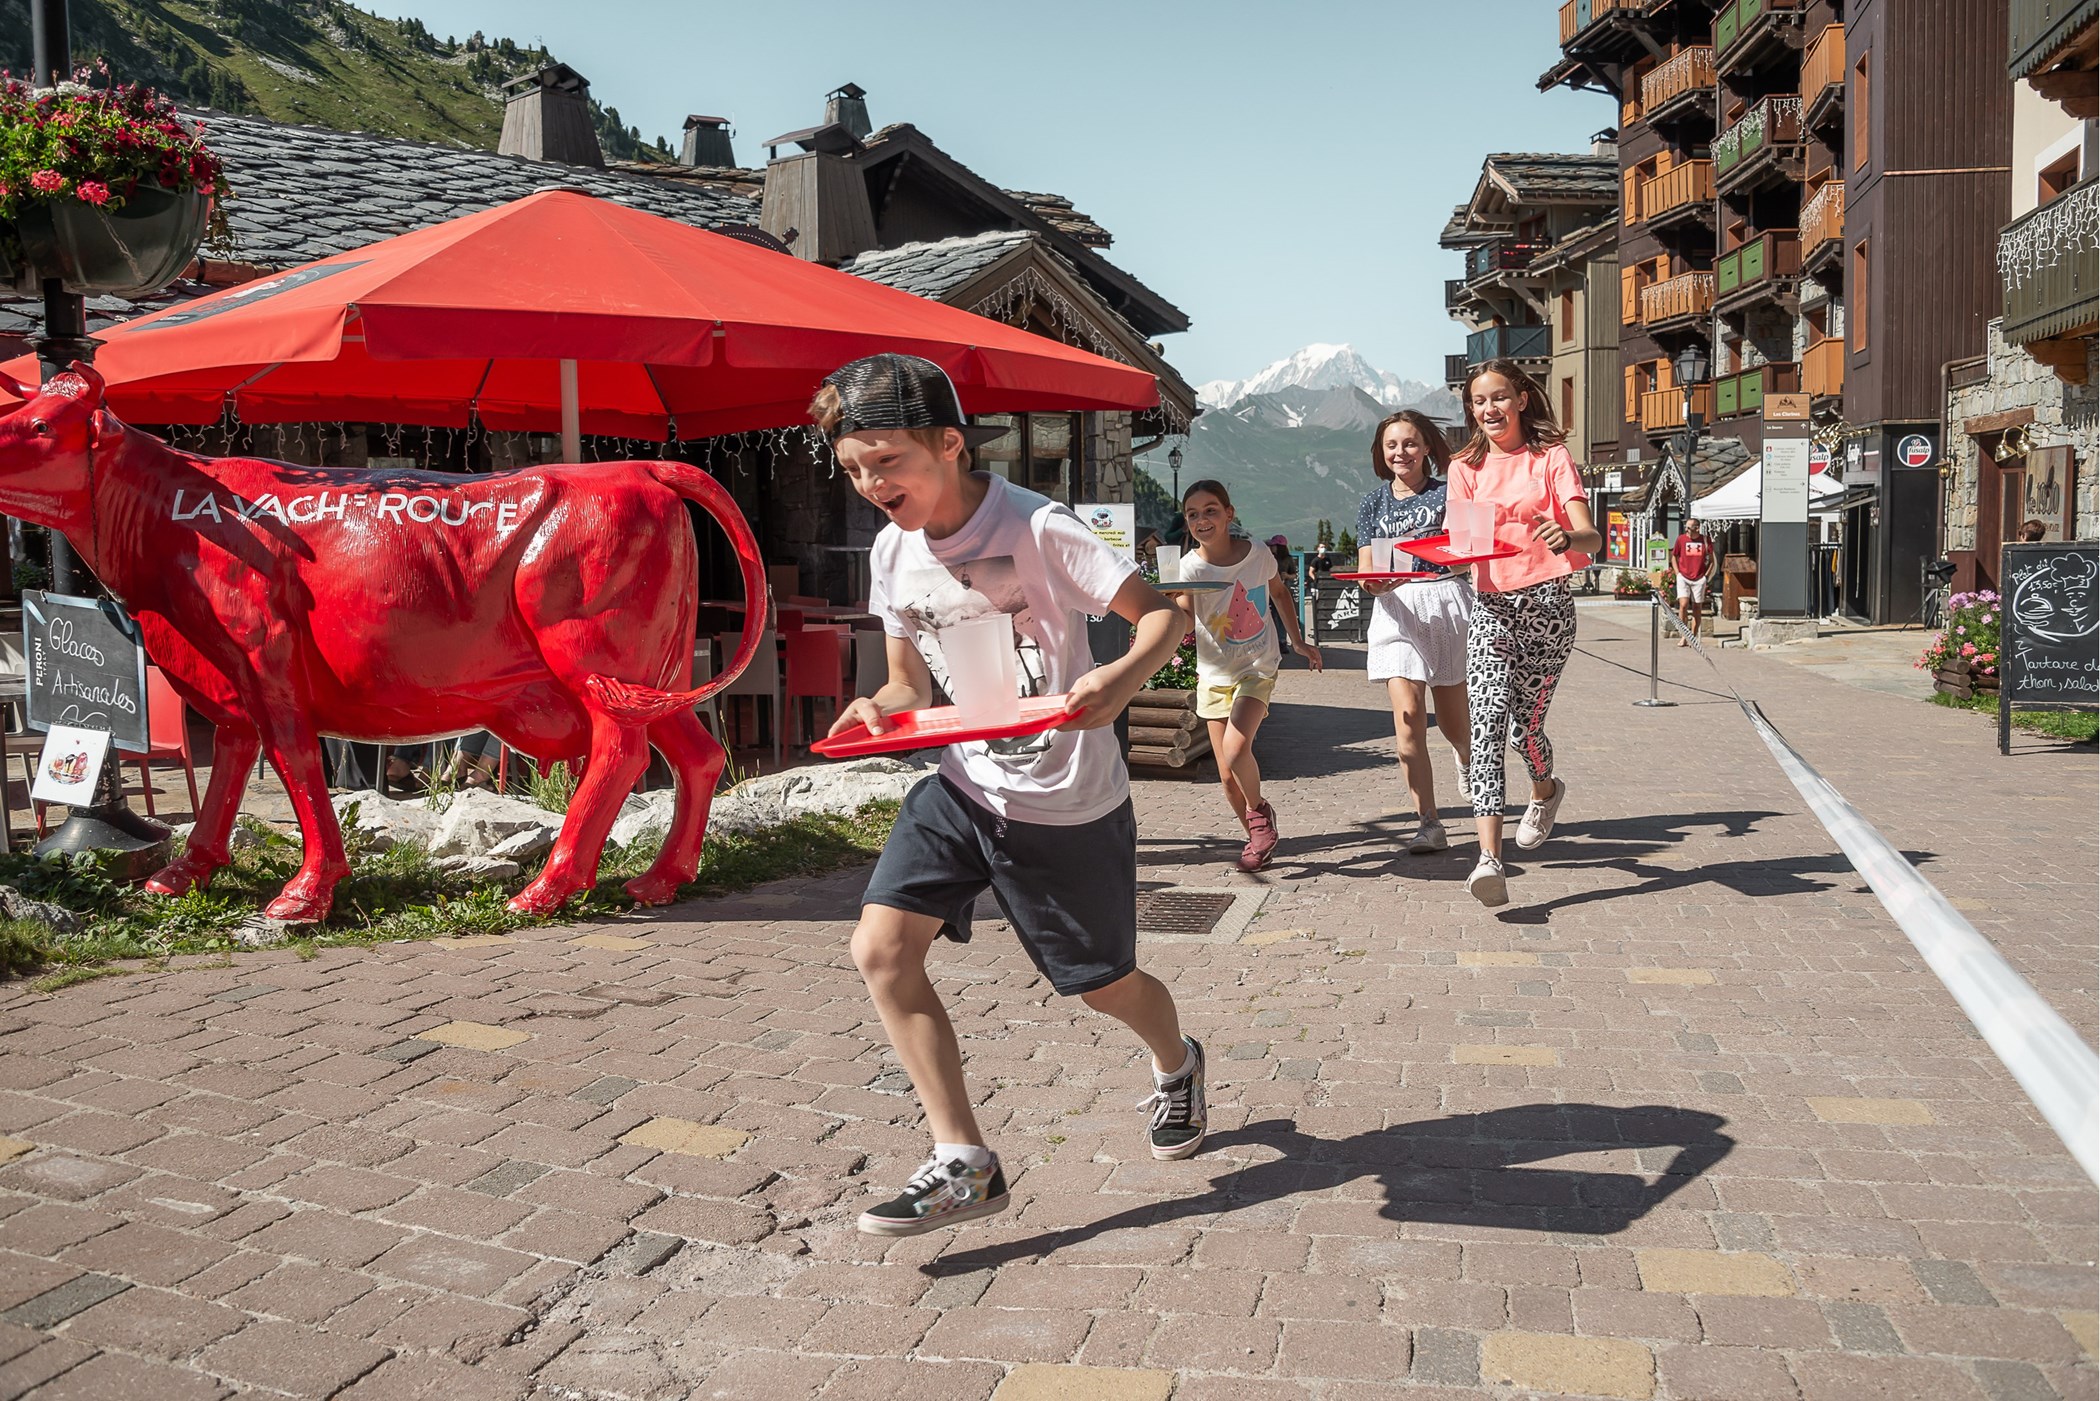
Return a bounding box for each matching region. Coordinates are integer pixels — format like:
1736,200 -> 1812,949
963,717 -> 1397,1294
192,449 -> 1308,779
1464,578 -> 1577,818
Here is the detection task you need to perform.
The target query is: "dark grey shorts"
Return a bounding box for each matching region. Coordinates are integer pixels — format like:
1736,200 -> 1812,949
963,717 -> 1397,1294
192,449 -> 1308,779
862,775 -> 1138,996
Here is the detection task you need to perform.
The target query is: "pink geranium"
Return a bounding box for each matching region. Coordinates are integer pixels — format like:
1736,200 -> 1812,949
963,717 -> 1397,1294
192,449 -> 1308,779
28,169 -> 65,193
1961,643 -> 1977,657
74,180 -> 108,206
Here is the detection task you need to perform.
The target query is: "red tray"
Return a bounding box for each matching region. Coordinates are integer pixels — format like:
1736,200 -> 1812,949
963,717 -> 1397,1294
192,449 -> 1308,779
1329,570 -> 1439,582
1397,534 -> 1525,567
813,694 -> 1082,758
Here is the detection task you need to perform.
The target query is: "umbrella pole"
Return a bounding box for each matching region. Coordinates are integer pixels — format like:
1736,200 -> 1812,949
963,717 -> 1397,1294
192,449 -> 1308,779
560,359 -> 580,464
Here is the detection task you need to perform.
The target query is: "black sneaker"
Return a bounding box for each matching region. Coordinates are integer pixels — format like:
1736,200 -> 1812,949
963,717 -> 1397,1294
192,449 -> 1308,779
1139,1036 -> 1207,1160
856,1152 -> 1010,1236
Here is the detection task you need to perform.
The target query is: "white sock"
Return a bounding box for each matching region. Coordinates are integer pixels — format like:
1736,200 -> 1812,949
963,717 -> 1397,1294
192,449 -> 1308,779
934,1142 -> 992,1170
1154,1043 -> 1195,1084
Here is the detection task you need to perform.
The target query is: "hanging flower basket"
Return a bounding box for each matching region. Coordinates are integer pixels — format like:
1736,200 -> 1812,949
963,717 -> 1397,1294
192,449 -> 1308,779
14,180 -> 212,297
0,64 -> 233,299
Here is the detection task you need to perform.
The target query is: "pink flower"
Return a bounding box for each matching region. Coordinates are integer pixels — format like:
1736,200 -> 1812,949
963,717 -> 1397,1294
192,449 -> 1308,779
1956,626 -> 1966,635
28,169 -> 65,193
73,180 -> 107,206
1980,652 -> 1995,663
1961,643 -> 1977,657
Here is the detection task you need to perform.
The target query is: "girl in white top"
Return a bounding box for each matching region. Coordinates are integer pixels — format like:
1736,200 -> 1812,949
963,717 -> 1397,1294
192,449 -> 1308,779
1173,479 -> 1321,872
1355,410 -> 1473,855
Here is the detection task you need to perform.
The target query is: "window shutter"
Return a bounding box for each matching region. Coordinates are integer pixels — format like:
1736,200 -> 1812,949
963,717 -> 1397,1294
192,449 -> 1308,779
1624,364 -> 1640,421
1621,265 -> 1639,324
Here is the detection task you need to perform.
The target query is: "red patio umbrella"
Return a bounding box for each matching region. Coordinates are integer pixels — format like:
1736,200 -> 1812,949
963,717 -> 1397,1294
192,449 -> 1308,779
0,189 -> 1158,444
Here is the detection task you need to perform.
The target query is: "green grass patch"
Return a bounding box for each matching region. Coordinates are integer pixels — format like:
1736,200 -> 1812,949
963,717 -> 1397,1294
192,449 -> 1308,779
0,800 -> 900,984
1930,691 -> 2100,742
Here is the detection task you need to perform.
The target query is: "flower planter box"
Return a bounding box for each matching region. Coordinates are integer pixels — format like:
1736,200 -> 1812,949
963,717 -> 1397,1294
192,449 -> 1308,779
1128,688 -> 1213,772
15,182 -> 211,298
1934,657 -> 1999,701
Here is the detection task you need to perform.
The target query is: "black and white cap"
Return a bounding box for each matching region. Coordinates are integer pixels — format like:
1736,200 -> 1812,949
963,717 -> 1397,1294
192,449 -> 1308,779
821,353 -> 1007,450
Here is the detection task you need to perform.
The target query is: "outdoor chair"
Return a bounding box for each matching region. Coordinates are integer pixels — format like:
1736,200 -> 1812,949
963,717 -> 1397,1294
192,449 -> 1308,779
130,665 -> 202,818
784,625 -> 852,746
713,628 -> 783,768
852,630 -> 889,700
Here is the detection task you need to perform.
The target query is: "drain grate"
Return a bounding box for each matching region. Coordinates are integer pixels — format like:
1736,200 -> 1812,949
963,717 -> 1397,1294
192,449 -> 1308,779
1136,889 -> 1239,938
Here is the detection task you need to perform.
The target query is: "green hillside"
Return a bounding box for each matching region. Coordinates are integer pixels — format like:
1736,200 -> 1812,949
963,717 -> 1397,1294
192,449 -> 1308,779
0,0 -> 670,161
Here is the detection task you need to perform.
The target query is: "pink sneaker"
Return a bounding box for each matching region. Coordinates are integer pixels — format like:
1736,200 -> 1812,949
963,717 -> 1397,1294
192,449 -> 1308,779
1238,802 -> 1279,872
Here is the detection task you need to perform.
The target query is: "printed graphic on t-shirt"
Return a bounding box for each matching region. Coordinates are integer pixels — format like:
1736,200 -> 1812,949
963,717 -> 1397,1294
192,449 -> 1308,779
1217,581 -> 1269,645
891,554 -> 1052,759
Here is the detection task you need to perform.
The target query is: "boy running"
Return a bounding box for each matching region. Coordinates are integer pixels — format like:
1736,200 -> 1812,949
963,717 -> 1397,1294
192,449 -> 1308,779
817,354 -> 1206,1237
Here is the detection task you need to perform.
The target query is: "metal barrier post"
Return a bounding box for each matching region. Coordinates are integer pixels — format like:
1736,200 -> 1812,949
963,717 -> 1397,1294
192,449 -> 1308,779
1633,595 -> 1675,708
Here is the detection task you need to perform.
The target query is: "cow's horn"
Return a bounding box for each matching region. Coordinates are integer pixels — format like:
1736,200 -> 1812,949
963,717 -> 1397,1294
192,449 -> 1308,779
0,372 -> 30,403
65,361 -> 106,399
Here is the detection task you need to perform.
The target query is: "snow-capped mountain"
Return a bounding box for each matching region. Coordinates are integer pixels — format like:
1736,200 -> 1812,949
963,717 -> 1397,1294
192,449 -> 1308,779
1197,343 -> 1445,413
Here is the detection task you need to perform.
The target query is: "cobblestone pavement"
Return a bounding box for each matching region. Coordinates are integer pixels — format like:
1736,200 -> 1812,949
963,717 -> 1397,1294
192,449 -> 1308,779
0,611 -> 2093,1400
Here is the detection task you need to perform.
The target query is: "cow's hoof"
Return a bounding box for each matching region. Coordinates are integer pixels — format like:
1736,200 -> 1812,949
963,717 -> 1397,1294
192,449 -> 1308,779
263,891 -> 332,924
624,872 -> 688,906
144,855 -> 218,898
507,881 -> 576,916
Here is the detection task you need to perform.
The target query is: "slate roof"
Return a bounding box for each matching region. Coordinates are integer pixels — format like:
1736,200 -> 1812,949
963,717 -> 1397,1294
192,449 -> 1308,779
1485,152 -> 1619,205
1622,435 -> 1753,510
3,110 -> 761,344
839,230 -> 1036,301
1000,190 -> 1111,248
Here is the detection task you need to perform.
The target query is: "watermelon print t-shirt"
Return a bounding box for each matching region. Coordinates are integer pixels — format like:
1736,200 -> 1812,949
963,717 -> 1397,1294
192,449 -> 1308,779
1174,542 -> 1282,685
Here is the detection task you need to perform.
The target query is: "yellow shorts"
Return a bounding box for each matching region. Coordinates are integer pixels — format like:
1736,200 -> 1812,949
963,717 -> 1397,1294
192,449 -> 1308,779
1197,672 -> 1276,720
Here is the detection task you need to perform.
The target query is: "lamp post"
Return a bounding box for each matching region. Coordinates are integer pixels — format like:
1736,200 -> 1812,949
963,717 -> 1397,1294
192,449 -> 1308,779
1634,342 -> 1710,710
24,0 -> 170,875
1168,443 -> 1183,502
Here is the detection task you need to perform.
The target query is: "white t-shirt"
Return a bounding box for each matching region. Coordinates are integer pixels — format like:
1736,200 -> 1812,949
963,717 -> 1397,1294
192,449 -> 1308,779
869,474 -> 1137,826
1175,542 -> 1282,686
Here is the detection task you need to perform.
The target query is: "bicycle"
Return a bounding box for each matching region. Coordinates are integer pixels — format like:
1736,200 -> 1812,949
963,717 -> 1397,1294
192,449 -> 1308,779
1916,558 -> 1956,631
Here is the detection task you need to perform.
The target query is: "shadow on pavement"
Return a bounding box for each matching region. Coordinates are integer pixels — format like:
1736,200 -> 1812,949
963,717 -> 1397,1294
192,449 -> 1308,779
930,1103 -> 1734,1271
1139,819 -> 1472,883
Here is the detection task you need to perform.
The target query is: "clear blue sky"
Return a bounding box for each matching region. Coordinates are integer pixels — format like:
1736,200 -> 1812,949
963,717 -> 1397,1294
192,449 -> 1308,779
385,0 -> 1609,387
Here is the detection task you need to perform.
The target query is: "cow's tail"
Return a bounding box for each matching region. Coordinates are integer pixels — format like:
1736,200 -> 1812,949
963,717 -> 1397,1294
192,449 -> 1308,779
581,462 -> 771,728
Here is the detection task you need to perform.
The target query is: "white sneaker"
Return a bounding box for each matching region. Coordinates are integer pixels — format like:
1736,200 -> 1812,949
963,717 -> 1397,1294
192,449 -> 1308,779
1466,852 -> 1508,907
1407,820 -> 1449,854
1514,779 -> 1566,851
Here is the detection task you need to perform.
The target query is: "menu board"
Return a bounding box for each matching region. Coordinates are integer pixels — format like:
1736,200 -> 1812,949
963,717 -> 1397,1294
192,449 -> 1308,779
1998,541 -> 2099,753
23,590 -> 151,754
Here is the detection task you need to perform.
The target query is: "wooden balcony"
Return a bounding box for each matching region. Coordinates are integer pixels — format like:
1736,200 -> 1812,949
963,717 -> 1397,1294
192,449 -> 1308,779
1640,383 -> 1714,433
1716,229 -> 1802,304
1804,337 -> 1845,398
1466,324 -> 1551,363
1445,353 -> 1472,390
1715,0 -> 1804,67
1640,47 -> 1717,119
2000,178 -> 2098,371
1466,238 -> 1550,282
1559,0 -> 1639,45
2010,0 -> 2100,81
1445,278 -> 1473,312
1801,179 -> 1845,257
1714,96 -> 1803,186
1636,160 -> 1716,226
1714,361 -> 1802,417
1641,271 -> 1717,327
1801,23 -> 1846,120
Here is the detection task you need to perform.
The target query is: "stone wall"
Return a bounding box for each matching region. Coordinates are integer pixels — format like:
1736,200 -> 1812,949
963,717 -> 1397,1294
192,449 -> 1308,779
1944,320 -> 2100,556
1088,411 -> 1135,504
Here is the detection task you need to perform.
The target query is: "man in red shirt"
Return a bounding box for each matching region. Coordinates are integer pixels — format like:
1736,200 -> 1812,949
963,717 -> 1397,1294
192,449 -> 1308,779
1671,518 -> 1716,646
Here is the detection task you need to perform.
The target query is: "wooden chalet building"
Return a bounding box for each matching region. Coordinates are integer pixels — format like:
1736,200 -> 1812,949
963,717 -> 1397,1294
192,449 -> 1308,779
1541,0 -> 2015,623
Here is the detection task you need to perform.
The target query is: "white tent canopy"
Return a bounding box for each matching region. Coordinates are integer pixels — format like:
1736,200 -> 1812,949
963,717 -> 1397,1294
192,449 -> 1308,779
1692,460 -> 1844,521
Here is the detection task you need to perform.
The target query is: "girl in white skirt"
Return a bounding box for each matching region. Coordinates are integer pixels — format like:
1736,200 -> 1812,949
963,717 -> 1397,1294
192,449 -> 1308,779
1354,410 -> 1473,854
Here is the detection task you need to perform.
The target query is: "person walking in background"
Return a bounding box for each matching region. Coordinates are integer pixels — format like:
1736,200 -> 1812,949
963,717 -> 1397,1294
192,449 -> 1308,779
1671,517 -> 1717,647
1355,410 -> 1472,854
1173,481 -> 1321,872
1448,360 -> 1602,907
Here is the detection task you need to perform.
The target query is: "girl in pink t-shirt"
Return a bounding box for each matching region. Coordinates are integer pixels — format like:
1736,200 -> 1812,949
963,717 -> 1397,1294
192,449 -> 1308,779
1446,361 -> 1603,907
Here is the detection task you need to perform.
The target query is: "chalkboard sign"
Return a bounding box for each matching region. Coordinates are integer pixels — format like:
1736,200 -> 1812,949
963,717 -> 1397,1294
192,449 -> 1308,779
1999,541 -> 2099,754
23,591 -> 151,754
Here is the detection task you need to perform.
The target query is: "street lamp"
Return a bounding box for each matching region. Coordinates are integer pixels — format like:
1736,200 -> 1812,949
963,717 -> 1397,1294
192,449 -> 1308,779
1168,443 -> 1183,501
1673,341 -> 1709,441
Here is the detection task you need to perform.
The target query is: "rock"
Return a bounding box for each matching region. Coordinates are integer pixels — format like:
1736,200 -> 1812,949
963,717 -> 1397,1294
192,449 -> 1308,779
610,790 -> 678,849
488,826 -> 556,861
331,791 -> 440,854
705,757 -> 927,836
431,854 -> 523,881
426,789 -> 564,860
0,885 -> 83,934
232,917 -> 297,949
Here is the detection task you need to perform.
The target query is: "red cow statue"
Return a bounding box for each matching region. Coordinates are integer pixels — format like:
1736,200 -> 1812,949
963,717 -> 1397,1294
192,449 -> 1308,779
0,364 -> 768,922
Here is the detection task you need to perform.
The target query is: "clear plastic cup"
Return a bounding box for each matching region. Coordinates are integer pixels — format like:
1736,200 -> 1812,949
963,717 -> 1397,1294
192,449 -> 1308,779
1370,538 -> 1398,572
1155,544 -> 1182,580
1447,498 -> 1496,556
940,613 -> 1021,726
